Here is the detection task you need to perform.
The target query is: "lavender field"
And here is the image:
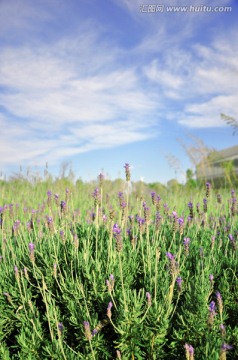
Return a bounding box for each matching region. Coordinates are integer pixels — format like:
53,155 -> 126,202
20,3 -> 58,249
0,165 -> 237,359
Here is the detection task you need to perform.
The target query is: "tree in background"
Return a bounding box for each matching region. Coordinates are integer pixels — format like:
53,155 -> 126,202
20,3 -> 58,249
221,113 -> 238,135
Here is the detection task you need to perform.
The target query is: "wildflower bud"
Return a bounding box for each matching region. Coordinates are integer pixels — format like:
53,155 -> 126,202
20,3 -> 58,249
92,188 -> 100,207
46,216 -> 54,232
58,322 -> 63,336
146,292 -> 152,307
106,274 -> 115,292
54,194 -> 59,206
28,242 -> 35,262
59,230 -> 65,241
47,190 -> 52,206
107,301 -> 113,319
206,182 -> 211,198
60,201 -> 67,214
98,173 -> 104,188
109,207 -> 115,221
124,163 -> 131,182
176,276 -> 183,292
166,252 -> 179,276
83,321 -> 92,341
113,224 -> 123,252
220,324 -> 226,337
155,212 -> 162,231
216,291 -> 223,315
12,220 -> 21,236
156,195 -> 161,211
14,265 -> 19,280
3,292 -> 13,303
183,237 -> 190,255
203,198 -> 207,213
208,301 -> 216,327
185,343 -> 194,360
24,267 -> 29,280
188,201 -> 194,219
151,192 -> 156,205
116,350 -> 122,359
178,217 -> 184,235
220,343 -> 233,360
231,197 -> 236,217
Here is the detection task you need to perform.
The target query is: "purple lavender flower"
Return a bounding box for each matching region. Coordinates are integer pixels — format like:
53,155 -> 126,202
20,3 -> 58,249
14,265 -> 19,279
98,173 -> 104,187
176,276 -> 183,292
208,300 -> 216,327
166,252 -> 175,261
12,219 -> 20,236
155,212 -> 162,230
107,301 -> 113,319
206,182 -> 211,198
228,234 -> 236,250
221,343 -> 233,352
183,237 -> 190,255
92,328 -> 98,336
124,163 -> 131,181
58,322 -> 63,335
209,274 -> 214,282
146,292 -> 152,306
203,198 -> 207,213
216,291 -> 223,314
60,200 -> 67,213
166,252 -> 179,275
92,188 -> 100,206
151,192 -> 156,205
106,274 -> 115,292
28,242 -> 35,253
46,216 -> 54,231
184,344 -> 194,360
209,301 -> 216,313
83,321 -> 92,341
113,224 -> 123,252
220,324 -> 226,336
188,201 -> 194,219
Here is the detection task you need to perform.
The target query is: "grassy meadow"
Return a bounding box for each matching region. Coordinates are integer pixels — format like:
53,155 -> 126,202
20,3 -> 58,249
0,165 -> 237,359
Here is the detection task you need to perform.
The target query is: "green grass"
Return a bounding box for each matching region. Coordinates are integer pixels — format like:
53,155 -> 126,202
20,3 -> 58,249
0,173 -> 237,359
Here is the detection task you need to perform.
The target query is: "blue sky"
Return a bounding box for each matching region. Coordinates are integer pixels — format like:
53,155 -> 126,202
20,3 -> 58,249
0,0 -> 238,184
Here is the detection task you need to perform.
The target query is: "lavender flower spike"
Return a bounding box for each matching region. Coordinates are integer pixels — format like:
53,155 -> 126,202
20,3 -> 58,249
107,301 -> 113,319
146,292 -> 152,307
58,322 -> 63,335
28,242 -> 35,253
83,321 -> 92,341
124,163 -> 131,181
